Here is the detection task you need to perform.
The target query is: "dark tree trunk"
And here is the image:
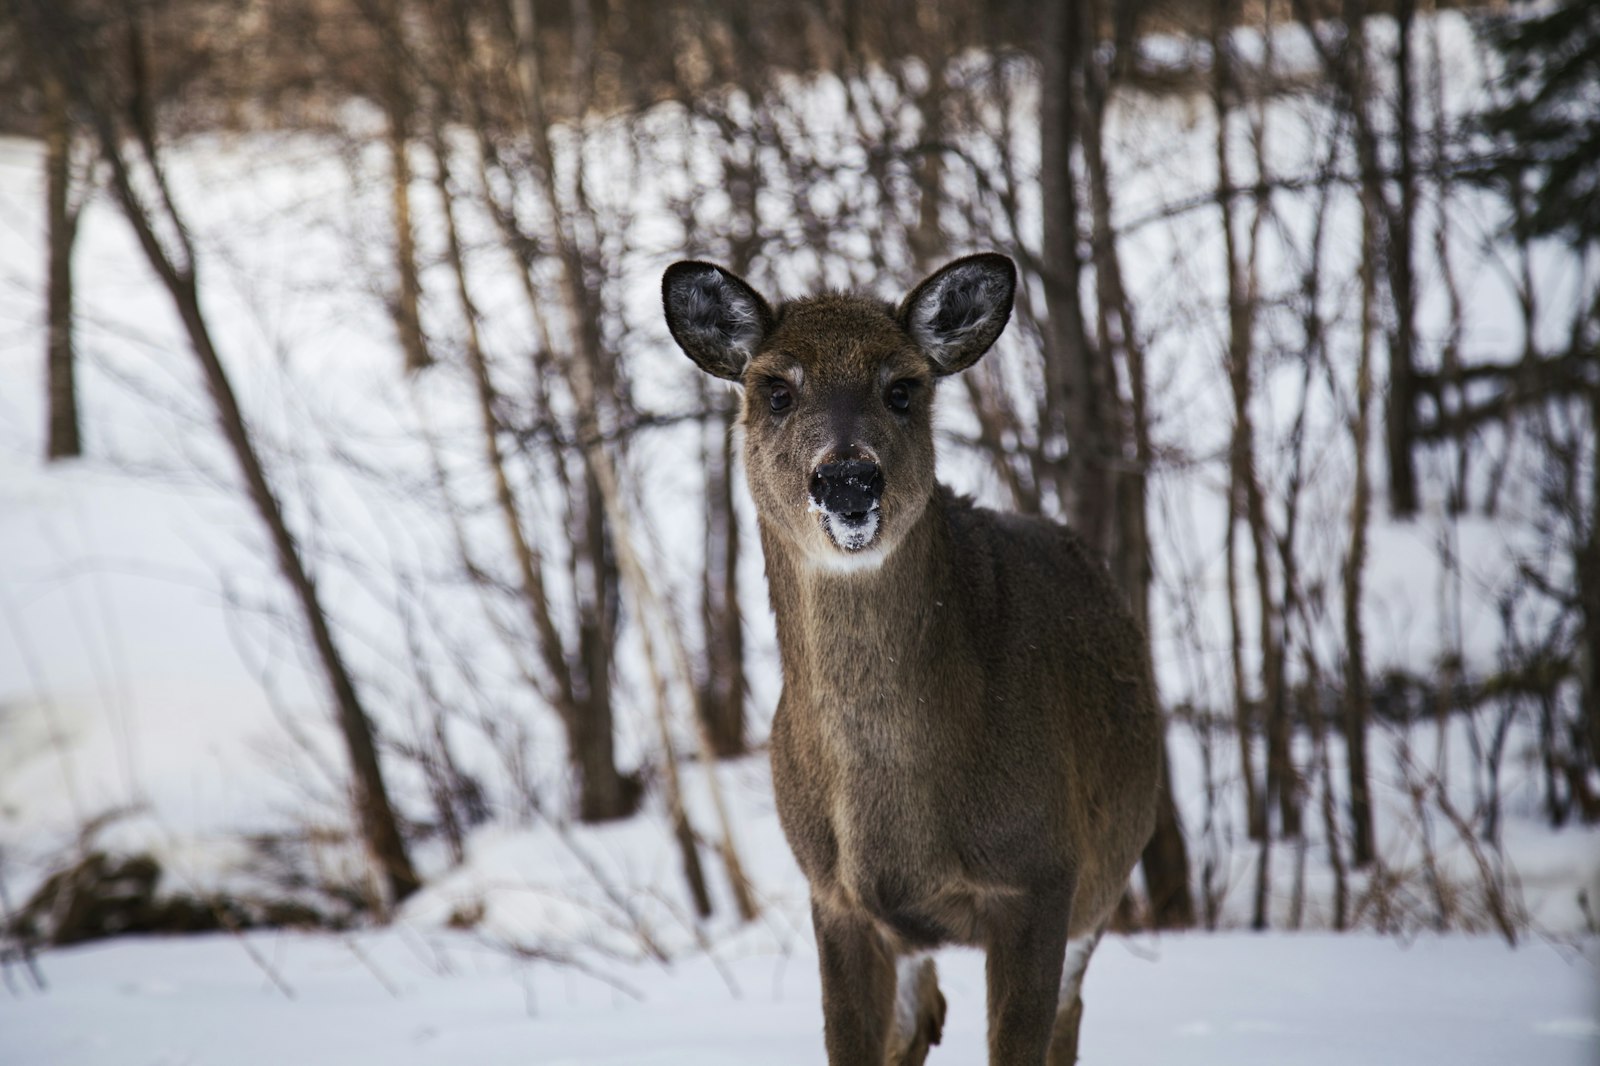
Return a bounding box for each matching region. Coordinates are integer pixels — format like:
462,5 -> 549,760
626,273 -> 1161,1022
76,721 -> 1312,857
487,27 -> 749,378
1040,0 -> 1108,538
574,467 -> 631,822
694,150 -> 759,760
699,392 -> 747,758
1213,0 -> 1299,845
385,86 -> 431,374
1213,0 -> 1269,845
1296,0 -> 1420,516
44,70 -> 81,461
1343,10 -> 1381,867
1143,740 -> 1196,928
1583,386 -> 1600,774
1385,0 -> 1420,518
1308,656 -> 1351,929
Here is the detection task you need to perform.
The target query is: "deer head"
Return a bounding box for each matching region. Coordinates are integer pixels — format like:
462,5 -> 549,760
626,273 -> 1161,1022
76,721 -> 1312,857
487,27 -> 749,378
663,254 -> 1016,571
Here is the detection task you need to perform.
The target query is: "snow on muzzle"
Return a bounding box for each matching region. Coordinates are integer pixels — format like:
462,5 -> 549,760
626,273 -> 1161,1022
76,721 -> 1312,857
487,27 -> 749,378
808,459 -> 884,551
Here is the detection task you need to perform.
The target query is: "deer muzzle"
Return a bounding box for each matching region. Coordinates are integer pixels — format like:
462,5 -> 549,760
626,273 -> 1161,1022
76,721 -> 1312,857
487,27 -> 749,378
809,459 -> 884,523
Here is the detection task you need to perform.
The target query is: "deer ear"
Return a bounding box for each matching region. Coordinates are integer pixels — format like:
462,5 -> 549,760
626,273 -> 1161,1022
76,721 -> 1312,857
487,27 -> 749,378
896,253 -> 1016,374
662,261 -> 774,381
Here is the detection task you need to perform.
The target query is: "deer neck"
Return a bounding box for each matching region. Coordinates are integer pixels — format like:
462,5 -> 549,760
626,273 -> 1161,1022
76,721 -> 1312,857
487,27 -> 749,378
761,494 -> 957,716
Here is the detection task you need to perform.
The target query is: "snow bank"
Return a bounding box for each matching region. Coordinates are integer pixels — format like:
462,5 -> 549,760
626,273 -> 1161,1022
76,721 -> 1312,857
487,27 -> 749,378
0,929 -> 1593,1065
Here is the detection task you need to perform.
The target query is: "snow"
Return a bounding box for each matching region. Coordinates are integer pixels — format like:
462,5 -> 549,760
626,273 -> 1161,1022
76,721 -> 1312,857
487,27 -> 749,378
820,508 -> 882,556
1,929 -> 1593,1065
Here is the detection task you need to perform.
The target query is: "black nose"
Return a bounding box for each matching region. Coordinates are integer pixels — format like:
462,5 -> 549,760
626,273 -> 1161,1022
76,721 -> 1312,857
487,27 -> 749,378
810,459 -> 884,518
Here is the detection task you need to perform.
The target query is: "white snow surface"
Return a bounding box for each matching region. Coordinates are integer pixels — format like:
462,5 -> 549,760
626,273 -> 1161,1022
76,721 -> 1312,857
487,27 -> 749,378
1,930 -> 1595,1065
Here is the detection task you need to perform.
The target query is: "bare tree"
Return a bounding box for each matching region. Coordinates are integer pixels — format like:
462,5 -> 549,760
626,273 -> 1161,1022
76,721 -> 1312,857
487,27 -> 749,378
383,78 -> 430,374
1385,0 -> 1421,518
16,0 -> 421,904
42,65 -> 85,460
1042,0 -> 1195,929
1343,21 -> 1380,865
354,0 -> 433,373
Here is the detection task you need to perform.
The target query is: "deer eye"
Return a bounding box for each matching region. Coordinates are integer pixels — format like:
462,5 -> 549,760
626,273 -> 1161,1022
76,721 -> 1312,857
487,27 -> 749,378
768,381 -> 793,413
885,380 -> 914,413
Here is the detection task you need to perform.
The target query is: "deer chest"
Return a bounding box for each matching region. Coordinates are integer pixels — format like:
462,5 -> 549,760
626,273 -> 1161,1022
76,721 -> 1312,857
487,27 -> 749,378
771,693 -> 996,947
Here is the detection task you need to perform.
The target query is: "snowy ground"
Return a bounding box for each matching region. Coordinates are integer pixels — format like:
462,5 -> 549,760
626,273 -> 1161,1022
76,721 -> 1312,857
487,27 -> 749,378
3,929 -> 1596,1066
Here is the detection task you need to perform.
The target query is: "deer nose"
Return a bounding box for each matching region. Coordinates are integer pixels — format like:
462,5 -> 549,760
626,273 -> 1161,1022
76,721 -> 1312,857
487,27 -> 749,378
810,459 -> 884,518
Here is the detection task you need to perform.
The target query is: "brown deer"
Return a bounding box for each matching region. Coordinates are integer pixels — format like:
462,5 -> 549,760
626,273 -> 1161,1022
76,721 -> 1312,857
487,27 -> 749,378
662,254 -> 1159,1065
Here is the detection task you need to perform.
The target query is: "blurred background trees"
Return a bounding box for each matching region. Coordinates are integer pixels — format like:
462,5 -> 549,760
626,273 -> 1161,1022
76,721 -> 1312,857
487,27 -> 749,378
3,0 -> 1593,933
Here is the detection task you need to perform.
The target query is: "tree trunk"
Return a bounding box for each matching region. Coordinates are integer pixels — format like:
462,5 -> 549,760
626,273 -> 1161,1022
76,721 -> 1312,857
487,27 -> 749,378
699,389 -> 747,758
1308,653 -> 1350,930
1040,0 -> 1110,538
574,467 -> 631,821
44,69 -> 81,461
1295,0 -> 1419,516
1343,12 -> 1380,868
1212,0 -> 1298,842
385,86 -> 431,374
1582,385 -> 1600,773
1384,0 -> 1420,517
1213,0 -> 1268,844
1142,742 -> 1195,928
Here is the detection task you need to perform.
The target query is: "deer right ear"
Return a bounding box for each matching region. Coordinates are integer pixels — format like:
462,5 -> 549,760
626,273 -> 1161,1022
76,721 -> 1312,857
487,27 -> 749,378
897,253 -> 1016,375
662,261 -> 774,381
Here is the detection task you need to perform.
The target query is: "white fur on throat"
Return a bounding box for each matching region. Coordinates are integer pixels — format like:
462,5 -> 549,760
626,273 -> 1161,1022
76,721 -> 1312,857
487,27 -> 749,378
801,518 -> 891,573
807,538 -> 891,574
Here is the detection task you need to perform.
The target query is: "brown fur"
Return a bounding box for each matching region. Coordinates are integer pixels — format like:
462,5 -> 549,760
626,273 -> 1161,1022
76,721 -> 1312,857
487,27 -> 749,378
664,257 -> 1160,1065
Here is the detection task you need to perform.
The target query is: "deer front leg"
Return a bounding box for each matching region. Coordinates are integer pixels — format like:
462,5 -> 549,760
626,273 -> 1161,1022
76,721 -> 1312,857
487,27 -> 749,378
1046,928 -> 1104,1066
984,884 -> 1072,1066
812,898 -> 897,1065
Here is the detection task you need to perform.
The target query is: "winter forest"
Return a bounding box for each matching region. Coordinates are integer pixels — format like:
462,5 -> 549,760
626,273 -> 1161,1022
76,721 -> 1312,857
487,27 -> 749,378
0,0 -> 1596,1062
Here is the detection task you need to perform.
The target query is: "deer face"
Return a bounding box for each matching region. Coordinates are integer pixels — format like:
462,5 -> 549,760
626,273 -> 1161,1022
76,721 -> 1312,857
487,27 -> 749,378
663,255 -> 1015,571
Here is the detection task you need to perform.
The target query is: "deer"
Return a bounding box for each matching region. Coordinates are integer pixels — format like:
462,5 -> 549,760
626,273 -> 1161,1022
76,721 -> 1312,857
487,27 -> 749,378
662,253 -> 1160,1066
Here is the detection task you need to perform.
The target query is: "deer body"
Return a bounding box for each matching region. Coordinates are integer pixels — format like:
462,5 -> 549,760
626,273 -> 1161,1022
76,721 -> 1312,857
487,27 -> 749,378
664,256 -> 1159,1066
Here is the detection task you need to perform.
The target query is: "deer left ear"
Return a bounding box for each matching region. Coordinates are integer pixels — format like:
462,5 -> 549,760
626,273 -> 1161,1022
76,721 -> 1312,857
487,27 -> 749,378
662,261 -> 774,381
896,253 -> 1016,375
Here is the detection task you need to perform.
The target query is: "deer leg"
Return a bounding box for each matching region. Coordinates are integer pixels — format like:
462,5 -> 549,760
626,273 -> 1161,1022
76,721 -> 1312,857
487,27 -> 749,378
1045,928 -> 1103,1066
887,953 -> 947,1066
985,885 -> 1072,1066
812,899 -> 896,1064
